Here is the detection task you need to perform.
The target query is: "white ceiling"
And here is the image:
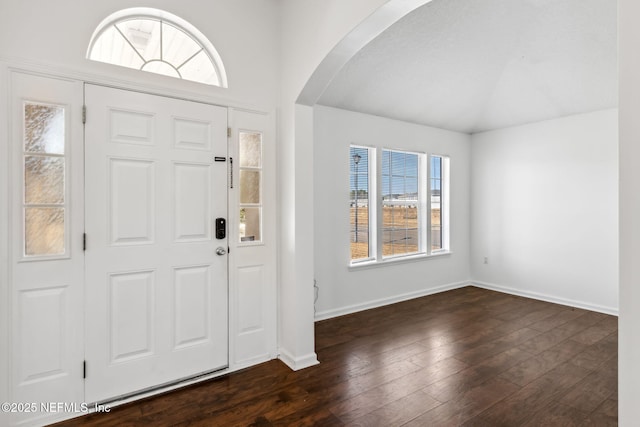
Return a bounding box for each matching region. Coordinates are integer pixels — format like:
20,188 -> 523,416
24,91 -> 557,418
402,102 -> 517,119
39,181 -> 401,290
317,0 -> 617,134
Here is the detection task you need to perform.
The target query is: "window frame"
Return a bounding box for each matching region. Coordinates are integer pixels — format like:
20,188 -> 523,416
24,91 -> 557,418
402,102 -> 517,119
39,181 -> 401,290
379,148 -> 427,259
87,8 -> 228,88
349,145 -> 376,264
429,154 -> 450,254
349,145 -> 450,267
238,129 -> 264,246
20,100 -> 71,261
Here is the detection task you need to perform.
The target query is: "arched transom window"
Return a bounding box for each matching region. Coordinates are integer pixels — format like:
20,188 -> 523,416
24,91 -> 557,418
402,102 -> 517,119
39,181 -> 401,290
87,8 -> 227,87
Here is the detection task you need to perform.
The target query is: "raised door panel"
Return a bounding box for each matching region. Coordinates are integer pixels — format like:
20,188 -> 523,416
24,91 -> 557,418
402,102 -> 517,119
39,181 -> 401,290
17,288 -> 66,384
109,159 -> 155,245
237,265 -> 264,335
173,266 -> 211,349
174,118 -> 211,151
109,271 -> 155,363
110,109 -> 155,146
174,163 -> 211,242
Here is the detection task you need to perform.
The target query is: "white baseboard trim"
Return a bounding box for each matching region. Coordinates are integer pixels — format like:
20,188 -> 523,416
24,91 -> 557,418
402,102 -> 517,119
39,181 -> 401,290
471,281 -> 618,316
314,281 -> 471,322
278,348 -> 319,371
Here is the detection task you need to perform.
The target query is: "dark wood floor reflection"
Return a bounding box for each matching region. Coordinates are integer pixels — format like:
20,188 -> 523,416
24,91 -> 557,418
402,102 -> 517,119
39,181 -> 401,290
53,287 -> 618,426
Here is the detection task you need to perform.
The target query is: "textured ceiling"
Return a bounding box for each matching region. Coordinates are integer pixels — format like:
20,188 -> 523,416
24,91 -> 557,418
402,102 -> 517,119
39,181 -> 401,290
317,0 -> 617,134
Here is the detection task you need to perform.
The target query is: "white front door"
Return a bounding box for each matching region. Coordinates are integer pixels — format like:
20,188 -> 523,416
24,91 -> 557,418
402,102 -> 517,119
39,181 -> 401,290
84,85 -> 229,403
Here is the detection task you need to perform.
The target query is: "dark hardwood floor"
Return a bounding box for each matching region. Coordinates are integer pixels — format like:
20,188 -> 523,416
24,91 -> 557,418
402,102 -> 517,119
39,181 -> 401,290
53,286 -> 618,426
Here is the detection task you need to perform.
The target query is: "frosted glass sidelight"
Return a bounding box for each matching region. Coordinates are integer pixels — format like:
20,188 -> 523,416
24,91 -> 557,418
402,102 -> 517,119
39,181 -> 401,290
238,131 -> 263,243
25,208 -> 65,256
23,101 -> 67,257
24,104 -> 65,154
239,171 -> 260,204
239,208 -> 261,242
239,132 -> 261,167
24,156 -> 65,204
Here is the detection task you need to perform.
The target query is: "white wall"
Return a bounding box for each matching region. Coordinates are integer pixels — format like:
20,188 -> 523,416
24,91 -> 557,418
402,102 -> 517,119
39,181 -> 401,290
470,109 -> 619,314
313,105 -> 471,318
619,0 -> 640,423
0,0 -> 280,109
277,0 -> 393,368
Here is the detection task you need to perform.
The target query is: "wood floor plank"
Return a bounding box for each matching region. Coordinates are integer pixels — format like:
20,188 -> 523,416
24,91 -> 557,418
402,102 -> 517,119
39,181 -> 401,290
328,368 -> 441,423
570,320 -> 619,346
453,327 -> 541,365
50,287 -> 617,427
464,361 -> 592,426
560,358 -> 617,413
516,324 -> 578,355
521,401 -> 590,427
423,347 -> 532,403
528,307 -> 589,332
570,332 -> 618,371
582,398 -> 618,426
346,389 -> 440,427
269,408 -> 345,427
499,339 -> 588,387
404,377 -> 519,426
556,311 -> 610,335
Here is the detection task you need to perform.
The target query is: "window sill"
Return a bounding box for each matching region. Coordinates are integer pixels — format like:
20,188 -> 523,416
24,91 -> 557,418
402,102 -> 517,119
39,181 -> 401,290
348,251 -> 452,271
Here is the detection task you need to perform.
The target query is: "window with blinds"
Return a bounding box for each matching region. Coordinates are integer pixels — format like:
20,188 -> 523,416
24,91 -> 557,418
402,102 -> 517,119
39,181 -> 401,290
350,146 -> 371,262
382,149 -> 420,257
349,145 -> 449,265
430,155 -> 443,251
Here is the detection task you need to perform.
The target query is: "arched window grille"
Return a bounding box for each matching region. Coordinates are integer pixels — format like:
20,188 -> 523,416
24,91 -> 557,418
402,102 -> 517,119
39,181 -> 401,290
87,8 -> 227,87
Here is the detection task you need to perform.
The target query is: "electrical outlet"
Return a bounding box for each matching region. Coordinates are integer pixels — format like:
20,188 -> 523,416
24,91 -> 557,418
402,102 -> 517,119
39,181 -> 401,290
483,257 -> 488,264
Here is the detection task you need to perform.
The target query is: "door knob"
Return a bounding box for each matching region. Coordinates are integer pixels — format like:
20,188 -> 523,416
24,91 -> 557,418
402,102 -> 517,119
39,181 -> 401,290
216,247 -> 226,256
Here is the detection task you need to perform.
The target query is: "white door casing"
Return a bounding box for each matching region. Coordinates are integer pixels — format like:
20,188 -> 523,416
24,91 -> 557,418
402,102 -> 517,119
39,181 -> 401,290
84,85 -> 229,403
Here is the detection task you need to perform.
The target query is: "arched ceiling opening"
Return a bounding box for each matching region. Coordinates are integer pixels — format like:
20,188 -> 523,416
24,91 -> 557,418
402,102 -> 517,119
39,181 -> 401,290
316,0 -> 617,134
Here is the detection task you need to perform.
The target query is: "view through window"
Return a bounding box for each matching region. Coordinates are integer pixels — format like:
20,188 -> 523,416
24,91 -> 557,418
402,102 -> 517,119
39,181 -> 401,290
349,145 -> 449,264
382,149 -> 420,257
350,146 -> 370,261
431,155 -> 443,251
